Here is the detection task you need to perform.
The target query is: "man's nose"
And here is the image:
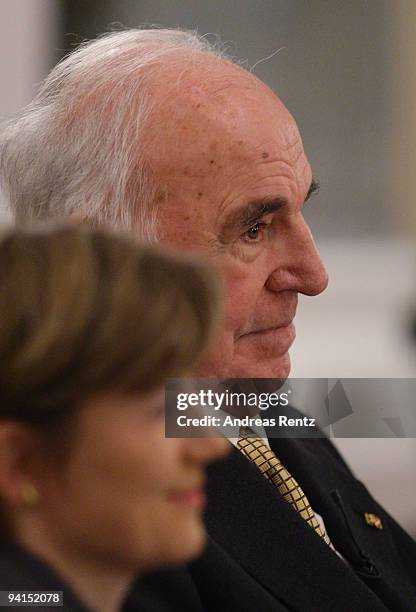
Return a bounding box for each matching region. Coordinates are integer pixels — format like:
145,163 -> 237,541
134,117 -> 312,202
297,220 -> 328,296
266,214 -> 328,296
184,436 -> 230,465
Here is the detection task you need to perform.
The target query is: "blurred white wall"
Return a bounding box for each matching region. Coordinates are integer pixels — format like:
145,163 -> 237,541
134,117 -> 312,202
0,0 -> 61,221
292,238 -> 416,378
291,238 -> 416,534
389,0 -> 416,234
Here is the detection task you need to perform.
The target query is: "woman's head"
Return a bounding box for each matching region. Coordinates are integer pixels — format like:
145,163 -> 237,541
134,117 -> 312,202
0,224 -> 228,572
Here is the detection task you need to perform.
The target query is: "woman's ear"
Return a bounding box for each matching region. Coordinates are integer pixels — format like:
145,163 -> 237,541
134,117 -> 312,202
0,422 -> 40,507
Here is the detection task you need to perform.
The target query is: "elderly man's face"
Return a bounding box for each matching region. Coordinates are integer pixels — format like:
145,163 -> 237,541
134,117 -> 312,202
149,60 -> 328,378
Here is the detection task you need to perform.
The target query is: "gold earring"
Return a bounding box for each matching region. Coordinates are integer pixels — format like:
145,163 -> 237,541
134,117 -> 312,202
21,483 -> 39,508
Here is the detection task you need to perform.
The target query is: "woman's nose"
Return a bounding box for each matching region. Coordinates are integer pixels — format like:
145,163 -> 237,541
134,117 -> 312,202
184,436 -> 230,465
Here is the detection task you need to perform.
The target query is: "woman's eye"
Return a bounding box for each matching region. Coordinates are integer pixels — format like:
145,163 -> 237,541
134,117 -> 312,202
141,403 -> 165,421
149,405 -> 165,419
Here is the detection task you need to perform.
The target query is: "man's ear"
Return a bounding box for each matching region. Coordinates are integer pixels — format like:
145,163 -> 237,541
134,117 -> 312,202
0,422 -> 40,506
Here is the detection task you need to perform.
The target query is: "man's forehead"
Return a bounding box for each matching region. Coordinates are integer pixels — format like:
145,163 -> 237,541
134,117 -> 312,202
144,53 -> 309,220
147,65 -> 300,167
183,69 -> 289,130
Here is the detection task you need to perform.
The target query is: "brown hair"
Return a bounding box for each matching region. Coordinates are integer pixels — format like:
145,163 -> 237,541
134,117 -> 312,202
0,224 -> 219,423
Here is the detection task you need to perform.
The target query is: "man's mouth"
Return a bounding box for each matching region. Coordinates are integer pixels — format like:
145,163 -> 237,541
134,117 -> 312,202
238,322 -> 296,354
251,321 -> 294,334
239,318 -> 295,337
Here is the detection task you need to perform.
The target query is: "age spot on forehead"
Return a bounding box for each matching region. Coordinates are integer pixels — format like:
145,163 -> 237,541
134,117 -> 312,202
262,151 -> 269,159
156,188 -> 168,203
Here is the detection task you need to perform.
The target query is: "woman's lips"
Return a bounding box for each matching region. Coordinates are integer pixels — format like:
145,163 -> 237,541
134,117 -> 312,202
170,488 -> 207,509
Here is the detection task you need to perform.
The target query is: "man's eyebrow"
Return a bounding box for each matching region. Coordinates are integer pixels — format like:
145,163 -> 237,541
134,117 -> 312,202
219,198 -> 285,242
305,178 -> 320,203
218,179 -> 320,243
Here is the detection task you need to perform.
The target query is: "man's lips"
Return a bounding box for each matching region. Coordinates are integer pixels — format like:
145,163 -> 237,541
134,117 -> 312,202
239,319 -> 295,337
237,322 -> 296,354
250,321 -> 294,335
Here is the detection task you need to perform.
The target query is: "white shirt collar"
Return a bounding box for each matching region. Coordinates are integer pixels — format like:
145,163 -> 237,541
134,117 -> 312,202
216,409 -> 270,449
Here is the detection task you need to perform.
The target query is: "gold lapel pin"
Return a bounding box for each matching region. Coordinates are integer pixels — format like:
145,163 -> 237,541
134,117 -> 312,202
364,512 -> 383,530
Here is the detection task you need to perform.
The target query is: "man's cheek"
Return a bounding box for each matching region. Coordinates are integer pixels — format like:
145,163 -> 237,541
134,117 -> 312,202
195,331 -> 235,377
224,290 -> 256,337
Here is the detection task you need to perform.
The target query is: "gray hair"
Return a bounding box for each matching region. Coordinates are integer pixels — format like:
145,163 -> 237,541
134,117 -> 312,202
0,28 -> 230,242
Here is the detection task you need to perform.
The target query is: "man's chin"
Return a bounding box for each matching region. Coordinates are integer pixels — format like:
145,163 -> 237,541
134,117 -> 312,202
196,351 -> 291,380
235,352 -> 291,379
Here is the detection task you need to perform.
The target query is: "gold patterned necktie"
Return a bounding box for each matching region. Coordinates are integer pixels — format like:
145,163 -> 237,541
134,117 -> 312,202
237,427 -> 335,550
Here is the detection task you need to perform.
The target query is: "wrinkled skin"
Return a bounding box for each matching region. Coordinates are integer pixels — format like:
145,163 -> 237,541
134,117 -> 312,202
148,56 -> 328,379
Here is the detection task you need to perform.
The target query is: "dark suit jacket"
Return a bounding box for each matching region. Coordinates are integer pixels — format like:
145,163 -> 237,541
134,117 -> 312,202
0,540 -> 86,611
0,540 -> 172,612
126,434 -> 416,612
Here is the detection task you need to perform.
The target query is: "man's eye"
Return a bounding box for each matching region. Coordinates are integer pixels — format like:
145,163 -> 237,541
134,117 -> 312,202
242,222 -> 267,244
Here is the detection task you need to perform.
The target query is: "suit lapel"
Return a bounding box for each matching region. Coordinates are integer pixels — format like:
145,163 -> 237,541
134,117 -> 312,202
204,446 -> 389,611
269,436 -> 416,609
